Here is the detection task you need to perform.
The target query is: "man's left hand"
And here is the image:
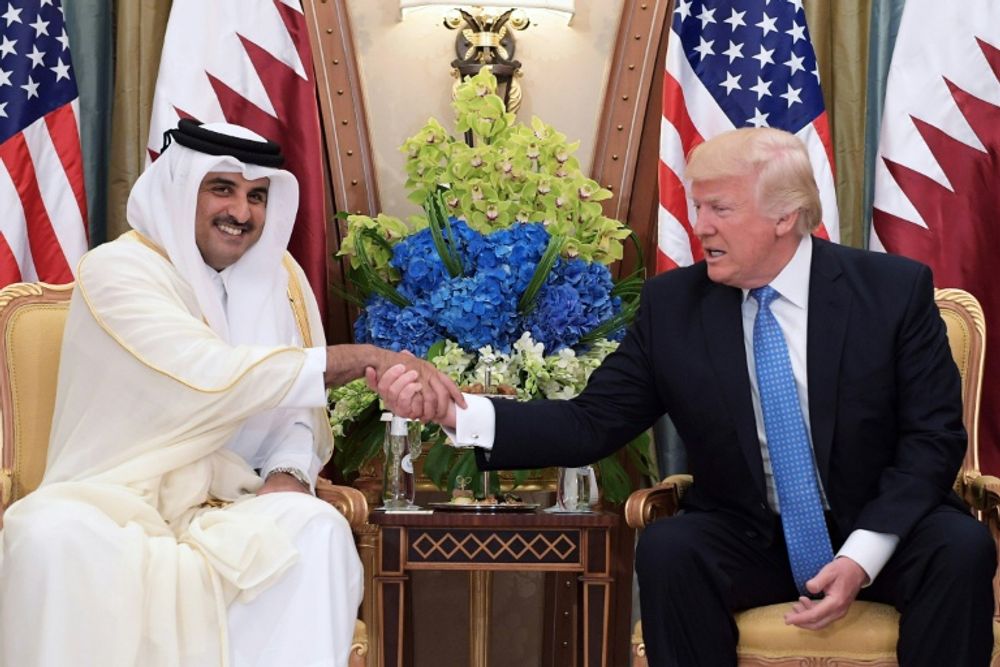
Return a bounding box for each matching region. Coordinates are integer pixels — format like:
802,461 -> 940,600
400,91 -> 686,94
784,557 -> 868,630
258,472 -> 310,495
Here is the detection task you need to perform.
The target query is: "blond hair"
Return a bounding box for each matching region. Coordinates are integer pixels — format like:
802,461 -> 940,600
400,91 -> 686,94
684,127 -> 822,233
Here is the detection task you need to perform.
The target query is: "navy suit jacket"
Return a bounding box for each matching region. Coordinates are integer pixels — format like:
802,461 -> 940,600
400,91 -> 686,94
480,238 -> 967,543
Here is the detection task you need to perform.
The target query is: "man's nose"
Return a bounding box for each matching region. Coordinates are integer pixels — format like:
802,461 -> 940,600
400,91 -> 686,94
228,197 -> 251,223
693,211 -> 712,237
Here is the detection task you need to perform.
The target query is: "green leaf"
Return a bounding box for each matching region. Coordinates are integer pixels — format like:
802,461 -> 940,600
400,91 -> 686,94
334,404 -> 384,474
449,450 -> 481,493
518,234 -> 564,314
625,431 -> 658,480
424,191 -> 464,278
327,281 -> 366,308
579,299 -> 639,343
625,228 -> 647,279
352,235 -> 411,307
595,454 -> 631,504
422,441 -> 456,489
425,339 -> 446,361
613,269 -> 645,293
360,228 -> 395,258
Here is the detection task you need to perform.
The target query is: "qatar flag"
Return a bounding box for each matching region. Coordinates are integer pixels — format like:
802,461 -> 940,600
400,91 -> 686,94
871,0 -> 1000,472
147,0 -> 327,318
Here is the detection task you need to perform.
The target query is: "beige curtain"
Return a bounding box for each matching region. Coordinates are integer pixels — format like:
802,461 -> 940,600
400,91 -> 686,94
806,1 -> 871,249
106,0 -> 172,242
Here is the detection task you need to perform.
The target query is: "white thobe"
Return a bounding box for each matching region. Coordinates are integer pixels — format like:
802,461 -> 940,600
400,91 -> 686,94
0,235 -> 362,666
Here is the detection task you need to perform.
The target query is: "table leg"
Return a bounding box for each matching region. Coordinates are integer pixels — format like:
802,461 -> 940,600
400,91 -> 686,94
582,576 -> 611,667
469,570 -> 492,667
377,574 -> 407,667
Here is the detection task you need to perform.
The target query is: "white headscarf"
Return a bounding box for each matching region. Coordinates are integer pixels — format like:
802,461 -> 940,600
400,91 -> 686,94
126,122 -> 301,347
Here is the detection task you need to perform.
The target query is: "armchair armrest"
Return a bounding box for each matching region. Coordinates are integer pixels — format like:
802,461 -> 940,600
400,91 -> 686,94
1,467 -> 11,508
349,618 -> 369,664
624,474 -> 693,529
316,477 -> 369,530
962,472 -> 1000,513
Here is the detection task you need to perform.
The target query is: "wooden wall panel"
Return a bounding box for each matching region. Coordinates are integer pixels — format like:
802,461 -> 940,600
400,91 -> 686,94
591,0 -> 672,280
302,0 -> 379,343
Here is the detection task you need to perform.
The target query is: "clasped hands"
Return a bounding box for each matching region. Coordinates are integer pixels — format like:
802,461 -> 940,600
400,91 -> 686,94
366,352 -> 464,426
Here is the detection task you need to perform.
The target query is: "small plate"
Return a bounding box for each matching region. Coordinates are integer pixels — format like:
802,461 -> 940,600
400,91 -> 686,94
427,501 -> 540,513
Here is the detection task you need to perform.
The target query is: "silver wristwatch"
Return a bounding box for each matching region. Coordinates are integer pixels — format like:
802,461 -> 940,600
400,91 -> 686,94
266,466 -> 312,492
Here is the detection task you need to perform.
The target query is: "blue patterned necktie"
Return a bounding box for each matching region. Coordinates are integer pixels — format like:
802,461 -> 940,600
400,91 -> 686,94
750,285 -> 834,594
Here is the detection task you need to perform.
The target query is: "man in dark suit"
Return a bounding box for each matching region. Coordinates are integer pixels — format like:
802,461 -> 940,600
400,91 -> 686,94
375,127 -> 996,666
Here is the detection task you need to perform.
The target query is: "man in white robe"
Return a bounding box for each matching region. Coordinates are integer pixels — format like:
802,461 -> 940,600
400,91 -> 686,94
0,121 -> 461,667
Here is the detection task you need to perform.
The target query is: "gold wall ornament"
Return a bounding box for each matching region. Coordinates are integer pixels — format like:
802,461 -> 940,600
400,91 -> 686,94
446,8 -> 529,114
400,2 -> 576,116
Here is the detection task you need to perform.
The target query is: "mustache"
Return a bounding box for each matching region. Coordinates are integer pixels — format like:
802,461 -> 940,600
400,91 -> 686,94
213,214 -> 250,229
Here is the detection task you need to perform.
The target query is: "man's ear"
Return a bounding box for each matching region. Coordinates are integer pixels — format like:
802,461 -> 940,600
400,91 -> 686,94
775,210 -> 799,237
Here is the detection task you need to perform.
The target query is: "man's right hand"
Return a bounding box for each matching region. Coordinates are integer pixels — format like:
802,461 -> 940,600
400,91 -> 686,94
364,352 -> 465,423
368,362 -> 460,426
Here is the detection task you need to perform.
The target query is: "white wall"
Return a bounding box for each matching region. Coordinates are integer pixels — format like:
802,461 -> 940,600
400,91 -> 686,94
346,0 -> 624,219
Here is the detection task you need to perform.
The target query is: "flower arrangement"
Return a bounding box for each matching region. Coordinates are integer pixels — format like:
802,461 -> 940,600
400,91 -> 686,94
330,68 -> 654,503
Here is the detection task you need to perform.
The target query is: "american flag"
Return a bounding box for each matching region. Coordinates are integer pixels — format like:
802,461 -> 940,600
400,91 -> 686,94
0,0 -> 87,287
657,0 -> 839,272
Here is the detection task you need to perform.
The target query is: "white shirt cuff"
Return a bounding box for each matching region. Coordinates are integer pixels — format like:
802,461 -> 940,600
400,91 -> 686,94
836,529 -> 900,585
278,347 -> 327,409
261,422 -> 320,493
443,394 -> 496,449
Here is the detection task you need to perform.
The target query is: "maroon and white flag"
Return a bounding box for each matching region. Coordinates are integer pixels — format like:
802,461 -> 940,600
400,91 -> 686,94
147,0 -> 327,315
871,0 -> 1000,472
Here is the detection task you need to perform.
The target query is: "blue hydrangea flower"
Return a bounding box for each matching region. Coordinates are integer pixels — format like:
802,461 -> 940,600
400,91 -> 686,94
353,296 -> 440,355
355,221 -> 624,357
525,258 -> 621,352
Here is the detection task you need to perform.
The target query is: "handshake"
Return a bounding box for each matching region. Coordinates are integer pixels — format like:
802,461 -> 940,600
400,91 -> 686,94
364,354 -> 466,429
319,343 -> 466,429
323,343 -> 465,427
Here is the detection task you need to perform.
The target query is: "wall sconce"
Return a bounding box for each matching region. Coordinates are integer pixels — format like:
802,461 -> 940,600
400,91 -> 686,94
399,1 -> 575,113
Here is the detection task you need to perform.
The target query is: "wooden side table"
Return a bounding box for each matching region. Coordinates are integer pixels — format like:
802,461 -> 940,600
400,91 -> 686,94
369,509 -> 618,667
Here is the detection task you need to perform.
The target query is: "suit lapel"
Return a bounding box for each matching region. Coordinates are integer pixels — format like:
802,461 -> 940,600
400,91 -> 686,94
700,281 -> 768,499
807,239 -> 850,486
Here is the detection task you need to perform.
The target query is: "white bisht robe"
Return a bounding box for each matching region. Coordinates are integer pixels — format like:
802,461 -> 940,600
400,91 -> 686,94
0,127 -> 362,667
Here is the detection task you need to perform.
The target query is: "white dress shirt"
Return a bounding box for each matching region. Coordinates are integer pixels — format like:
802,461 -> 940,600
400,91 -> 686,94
211,268 -> 326,489
742,235 -> 897,583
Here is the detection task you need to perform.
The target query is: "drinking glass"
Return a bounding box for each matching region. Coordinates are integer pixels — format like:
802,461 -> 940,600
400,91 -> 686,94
547,465 -> 598,512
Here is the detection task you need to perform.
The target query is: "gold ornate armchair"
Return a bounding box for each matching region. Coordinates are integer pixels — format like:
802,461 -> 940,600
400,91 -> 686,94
0,282 -> 369,666
626,288 -> 1000,666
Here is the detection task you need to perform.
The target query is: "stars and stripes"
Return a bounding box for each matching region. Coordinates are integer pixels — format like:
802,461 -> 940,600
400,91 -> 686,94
0,0 -> 87,286
658,0 -> 838,273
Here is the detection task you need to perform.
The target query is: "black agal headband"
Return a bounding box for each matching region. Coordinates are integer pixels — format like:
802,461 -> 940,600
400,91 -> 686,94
161,119 -> 285,168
